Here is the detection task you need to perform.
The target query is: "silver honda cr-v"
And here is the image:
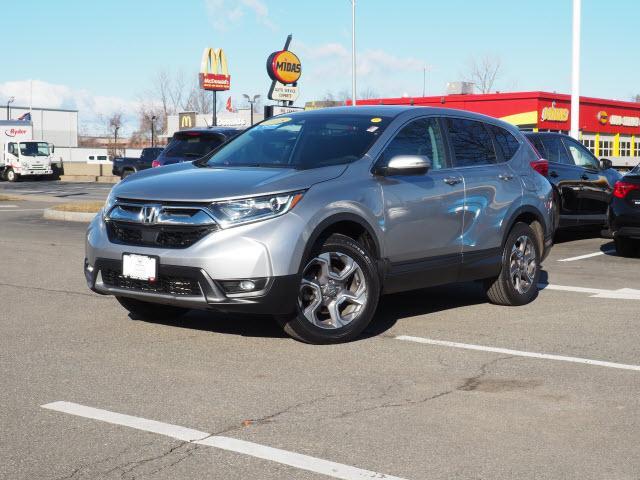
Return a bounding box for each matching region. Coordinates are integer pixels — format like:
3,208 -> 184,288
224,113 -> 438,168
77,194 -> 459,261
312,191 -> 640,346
85,106 -> 554,344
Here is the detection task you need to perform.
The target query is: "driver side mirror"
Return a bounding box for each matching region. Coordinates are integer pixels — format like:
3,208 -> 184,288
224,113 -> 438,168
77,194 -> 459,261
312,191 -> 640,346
600,158 -> 612,170
374,155 -> 431,176
49,144 -> 55,154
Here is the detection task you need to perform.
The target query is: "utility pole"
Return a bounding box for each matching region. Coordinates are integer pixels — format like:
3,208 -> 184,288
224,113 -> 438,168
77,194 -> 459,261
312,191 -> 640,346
151,115 -> 156,147
350,0 -> 356,106
570,0 -> 581,140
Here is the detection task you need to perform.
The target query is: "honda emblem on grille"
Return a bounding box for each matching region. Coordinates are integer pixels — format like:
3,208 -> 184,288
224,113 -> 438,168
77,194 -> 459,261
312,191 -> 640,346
141,205 -> 161,224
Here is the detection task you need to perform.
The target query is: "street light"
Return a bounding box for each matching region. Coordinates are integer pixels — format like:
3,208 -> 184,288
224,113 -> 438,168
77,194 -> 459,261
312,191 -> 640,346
570,0 -> 581,140
151,115 -> 157,148
6,96 -> 15,120
243,94 -> 261,125
349,0 -> 356,106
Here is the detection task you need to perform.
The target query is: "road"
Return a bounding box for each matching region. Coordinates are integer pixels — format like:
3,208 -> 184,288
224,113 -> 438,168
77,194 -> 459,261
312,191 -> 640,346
0,179 -> 113,201
1,198 -> 640,479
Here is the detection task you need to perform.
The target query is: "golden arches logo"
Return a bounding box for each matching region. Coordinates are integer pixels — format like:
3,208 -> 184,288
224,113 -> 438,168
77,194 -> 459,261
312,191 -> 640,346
181,115 -> 192,128
199,47 -> 231,91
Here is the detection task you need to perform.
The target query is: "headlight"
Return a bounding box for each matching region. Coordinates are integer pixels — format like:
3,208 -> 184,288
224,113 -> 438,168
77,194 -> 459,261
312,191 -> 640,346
210,191 -> 304,228
103,189 -> 117,219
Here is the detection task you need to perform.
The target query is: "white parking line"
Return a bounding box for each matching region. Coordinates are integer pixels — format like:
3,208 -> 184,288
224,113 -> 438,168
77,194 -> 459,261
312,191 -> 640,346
539,283 -> 640,300
41,401 -> 408,480
0,204 -> 18,208
558,250 -> 614,262
395,336 -> 640,372
0,208 -> 44,212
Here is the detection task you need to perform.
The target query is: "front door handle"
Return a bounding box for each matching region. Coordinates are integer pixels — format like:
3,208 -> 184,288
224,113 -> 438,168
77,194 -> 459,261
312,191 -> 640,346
443,176 -> 462,186
498,173 -> 514,181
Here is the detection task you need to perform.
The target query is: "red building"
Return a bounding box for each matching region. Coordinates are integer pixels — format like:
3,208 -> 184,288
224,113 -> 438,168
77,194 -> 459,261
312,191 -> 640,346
358,91 -> 640,167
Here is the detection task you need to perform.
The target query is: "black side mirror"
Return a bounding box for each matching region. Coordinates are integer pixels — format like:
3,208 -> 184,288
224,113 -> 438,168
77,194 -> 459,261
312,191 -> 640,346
600,158 -> 612,170
374,155 -> 431,176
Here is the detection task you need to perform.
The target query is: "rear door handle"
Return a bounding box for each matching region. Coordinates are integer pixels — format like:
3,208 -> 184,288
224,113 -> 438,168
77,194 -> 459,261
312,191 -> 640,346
498,173 -> 514,181
443,176 -> 462,186
580,174 -> 589,180
549,171 -> 559,178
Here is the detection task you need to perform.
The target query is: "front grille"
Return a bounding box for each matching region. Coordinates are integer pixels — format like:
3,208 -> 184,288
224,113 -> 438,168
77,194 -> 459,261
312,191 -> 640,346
106,221 -> 216,248
101,268 -> 202,296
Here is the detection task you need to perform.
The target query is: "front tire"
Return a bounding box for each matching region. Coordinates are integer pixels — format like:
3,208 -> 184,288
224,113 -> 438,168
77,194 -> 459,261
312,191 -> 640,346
277,233 -> 380,344
614,236 -> 639,257
6,169 -> 18,182
116,296 -> 189,320
485,222 -> 541,306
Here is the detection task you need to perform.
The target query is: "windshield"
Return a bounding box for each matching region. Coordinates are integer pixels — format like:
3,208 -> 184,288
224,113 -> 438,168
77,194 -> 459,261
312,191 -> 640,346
19,142 -> 50,157
205,114 -> 390,169
163,133 -> 224,159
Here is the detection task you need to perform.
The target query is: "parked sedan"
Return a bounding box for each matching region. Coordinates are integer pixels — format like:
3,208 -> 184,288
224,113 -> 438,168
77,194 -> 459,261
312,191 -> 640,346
609,164 -> 640,257
152,127 -> 242,167
525,132 -> 621,230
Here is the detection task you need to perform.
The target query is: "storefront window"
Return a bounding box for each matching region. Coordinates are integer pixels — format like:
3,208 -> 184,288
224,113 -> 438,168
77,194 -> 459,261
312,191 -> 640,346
619,141 -> 631,157
582,138 -> 596,154
599,140 -> 613,157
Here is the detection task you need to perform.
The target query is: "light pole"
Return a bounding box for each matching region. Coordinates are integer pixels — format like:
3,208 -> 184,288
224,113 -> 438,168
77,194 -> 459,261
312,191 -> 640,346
570,0 -> 581,140
422,65 -> 434,97
350,0 -> 356,106
151,115 -> 156,147
6,96 -> 15,120
243,94 -> 261,125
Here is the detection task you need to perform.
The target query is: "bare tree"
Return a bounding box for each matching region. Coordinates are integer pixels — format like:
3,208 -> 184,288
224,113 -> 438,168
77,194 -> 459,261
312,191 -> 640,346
360,87 -> 379,100
633,94 -> 640,103
107,112 -> 124,157
465,55 -> 502,94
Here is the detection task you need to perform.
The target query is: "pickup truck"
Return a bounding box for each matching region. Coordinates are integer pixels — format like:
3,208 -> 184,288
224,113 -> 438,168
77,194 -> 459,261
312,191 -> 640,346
112,147 -> 164,179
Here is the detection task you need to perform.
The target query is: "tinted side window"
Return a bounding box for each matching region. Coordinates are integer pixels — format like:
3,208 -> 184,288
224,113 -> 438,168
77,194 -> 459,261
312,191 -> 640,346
490,125 -> 520,161
383,118 -> 446,170
540,136 -> 572,165
447,118 -> 497,167
564,138 -> 600,170
528,136 -> 545,157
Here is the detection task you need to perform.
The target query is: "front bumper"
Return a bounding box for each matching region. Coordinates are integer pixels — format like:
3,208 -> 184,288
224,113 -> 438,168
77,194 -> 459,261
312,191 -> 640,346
19,169 -> 53,175
85,257 -> 298,314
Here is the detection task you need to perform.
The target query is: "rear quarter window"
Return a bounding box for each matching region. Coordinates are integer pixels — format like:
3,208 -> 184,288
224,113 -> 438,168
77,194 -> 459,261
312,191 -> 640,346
490,125 -> 520,161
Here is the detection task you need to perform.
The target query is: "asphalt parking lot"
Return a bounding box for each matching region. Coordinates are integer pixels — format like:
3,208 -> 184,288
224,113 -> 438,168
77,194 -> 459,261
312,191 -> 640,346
2,187 -> 640,479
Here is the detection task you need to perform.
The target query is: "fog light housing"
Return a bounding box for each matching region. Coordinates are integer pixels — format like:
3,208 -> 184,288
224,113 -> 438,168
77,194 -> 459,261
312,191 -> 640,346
219,278 -> 268,295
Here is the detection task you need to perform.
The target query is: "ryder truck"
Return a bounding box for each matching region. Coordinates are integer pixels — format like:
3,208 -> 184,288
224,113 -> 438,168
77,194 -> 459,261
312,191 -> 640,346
1,121 -> 54,182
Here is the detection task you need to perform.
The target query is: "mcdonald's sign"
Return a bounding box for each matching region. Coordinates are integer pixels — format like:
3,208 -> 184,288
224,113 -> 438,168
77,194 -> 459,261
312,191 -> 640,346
178,112 -> 197,130
199,47 -> 231,91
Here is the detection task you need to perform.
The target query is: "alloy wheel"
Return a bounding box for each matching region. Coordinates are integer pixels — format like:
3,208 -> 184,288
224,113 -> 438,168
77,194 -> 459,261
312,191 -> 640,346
509,235 -> 537,294
298,252 -> 368,329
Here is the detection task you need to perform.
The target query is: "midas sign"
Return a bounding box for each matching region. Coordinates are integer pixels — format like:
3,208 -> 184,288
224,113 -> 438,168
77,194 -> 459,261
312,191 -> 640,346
267,50 -> 302,84
199,47 -> 231,91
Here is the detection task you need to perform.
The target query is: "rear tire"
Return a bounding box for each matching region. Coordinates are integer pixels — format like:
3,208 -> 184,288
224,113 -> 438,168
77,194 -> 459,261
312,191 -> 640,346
614,236 -> 639,257
6,169 -> 18,182
485,222 -> 541,306
121,169 -> 134,179
116,296 -> 189,320
276,233 -> 380,344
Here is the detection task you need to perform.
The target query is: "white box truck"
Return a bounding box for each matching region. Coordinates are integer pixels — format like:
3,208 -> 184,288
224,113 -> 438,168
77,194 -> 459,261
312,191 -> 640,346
1,122 -> 54,182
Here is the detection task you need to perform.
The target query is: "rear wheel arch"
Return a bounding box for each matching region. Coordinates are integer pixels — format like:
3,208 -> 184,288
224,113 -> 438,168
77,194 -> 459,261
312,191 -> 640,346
503,206 -> 547,256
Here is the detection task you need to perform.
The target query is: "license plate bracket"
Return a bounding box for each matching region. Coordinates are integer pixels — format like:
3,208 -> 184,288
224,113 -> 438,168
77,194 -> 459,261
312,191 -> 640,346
122,253 -> 158,281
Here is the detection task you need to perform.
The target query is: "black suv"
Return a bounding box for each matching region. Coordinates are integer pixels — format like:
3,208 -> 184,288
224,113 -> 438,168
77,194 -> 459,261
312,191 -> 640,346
525,132 -> 621,230
153,127 -> 243,167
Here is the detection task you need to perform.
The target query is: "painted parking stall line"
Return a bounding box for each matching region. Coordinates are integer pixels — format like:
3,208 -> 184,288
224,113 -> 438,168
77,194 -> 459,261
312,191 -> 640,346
41,401 -> 409,480
395,336 -> 640,372
539,283 -> 640,300
0,204 -> 18,208
558,250 -> 614,262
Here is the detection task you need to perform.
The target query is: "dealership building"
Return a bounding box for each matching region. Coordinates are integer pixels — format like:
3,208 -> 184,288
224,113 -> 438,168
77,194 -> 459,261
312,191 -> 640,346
359,91 -> 640,167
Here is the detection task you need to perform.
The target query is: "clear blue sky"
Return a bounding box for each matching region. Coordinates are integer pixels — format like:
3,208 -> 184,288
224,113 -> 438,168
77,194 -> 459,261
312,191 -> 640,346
2,0 -> 638,132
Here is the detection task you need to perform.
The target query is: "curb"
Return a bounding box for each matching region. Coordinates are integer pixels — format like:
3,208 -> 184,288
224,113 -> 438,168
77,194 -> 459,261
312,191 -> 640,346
43,208 -> 99,223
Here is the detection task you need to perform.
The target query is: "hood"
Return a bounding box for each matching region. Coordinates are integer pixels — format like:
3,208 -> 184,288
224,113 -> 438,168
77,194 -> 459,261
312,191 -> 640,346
112,162 -> 348,202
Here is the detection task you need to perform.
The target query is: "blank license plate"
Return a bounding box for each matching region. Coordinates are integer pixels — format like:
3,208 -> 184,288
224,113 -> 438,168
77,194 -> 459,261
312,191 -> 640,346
122,254 -> 157,281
